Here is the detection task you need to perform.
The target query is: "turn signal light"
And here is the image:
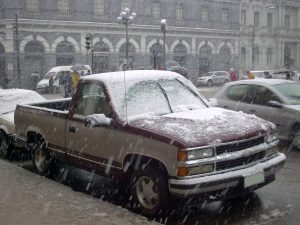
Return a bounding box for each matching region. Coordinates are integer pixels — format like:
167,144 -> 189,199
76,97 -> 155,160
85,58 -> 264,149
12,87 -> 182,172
177,167 -> 189,176
177,150 -> 188,161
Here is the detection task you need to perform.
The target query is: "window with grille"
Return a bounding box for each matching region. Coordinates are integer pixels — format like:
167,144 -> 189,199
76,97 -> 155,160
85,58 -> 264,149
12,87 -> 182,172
94,0 -> 105,20
176,4 -> 184,25
26,0 -> 39,16
58,0 -> 70,19
241,10 -> 246,25
153,1 -> 160,20
285,15 -> 290,29
121,0 -> 131,10
267,13 -> 273,29
254,12 -> 260,27
222,10 -> 228,24
201,9 -> 208,22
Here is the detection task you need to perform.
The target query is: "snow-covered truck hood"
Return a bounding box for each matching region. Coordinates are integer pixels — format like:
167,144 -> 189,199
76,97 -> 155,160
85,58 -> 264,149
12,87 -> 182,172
129,107 -> 275,148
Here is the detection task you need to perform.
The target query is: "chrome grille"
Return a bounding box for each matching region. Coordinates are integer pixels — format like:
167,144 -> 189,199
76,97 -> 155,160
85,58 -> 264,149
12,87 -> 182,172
216,136 -> 265,155
216,151 -> 266,171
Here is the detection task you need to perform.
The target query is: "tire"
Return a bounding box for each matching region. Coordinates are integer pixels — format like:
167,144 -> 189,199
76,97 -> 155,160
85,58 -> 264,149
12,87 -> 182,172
130,165 -> 169,217
0,130 -> 12,159
224,79 -> 229,83
207,80 -> 213,87
290,128 -> 300,150
31,138 -> 59,178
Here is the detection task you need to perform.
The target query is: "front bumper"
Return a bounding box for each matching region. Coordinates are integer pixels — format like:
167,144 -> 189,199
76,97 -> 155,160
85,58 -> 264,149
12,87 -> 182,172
169,153 -> 286,197
197,80 -> 208,85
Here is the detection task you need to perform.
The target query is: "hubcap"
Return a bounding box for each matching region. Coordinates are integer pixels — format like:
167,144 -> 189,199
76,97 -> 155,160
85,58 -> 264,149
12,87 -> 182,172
136,176 -> 159,210
35,148 -> 46,173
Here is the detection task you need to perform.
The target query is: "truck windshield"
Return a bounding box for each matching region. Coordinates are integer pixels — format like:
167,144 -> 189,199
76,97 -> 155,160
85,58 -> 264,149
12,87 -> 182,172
110,78 -> 207,121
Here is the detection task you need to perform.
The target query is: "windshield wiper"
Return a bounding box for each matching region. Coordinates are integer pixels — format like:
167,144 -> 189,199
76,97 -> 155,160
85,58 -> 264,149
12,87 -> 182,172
1,110 -> 15,115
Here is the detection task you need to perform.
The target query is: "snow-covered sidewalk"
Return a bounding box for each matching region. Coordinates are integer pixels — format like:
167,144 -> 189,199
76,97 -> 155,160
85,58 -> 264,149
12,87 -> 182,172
0,160 -> 158,225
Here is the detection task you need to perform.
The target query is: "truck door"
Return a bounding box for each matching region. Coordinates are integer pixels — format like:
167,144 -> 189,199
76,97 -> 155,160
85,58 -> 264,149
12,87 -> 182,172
65,82 -> 122,174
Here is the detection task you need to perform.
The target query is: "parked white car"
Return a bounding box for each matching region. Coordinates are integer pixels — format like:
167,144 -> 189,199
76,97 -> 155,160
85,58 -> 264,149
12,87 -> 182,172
197,71 -> 230,86
0,89 -> 45,158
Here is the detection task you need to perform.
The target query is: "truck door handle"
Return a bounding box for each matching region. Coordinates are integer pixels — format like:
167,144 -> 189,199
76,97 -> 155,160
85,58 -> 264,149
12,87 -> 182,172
69,126 -> 77,133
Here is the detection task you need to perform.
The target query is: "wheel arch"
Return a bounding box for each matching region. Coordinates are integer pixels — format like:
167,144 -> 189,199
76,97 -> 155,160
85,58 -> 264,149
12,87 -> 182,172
122,154 -> 170,180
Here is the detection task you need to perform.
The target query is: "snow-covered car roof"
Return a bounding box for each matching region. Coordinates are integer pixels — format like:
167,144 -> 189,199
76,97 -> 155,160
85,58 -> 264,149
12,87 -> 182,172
82,70 -> 183,84
0,89 -> 45,114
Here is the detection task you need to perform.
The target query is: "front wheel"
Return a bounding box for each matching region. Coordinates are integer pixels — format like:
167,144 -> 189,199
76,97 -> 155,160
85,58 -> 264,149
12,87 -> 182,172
291,128 -> 300,150
130,165 -> 169,217
0,131 -> 12,159
31,138 -> 59,178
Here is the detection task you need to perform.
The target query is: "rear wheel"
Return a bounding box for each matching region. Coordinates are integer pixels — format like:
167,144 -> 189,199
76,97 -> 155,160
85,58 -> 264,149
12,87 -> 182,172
0,131 -> 12,159
224,79 -> 229,83
130,165 -> 169,217
31,138 -> 59,178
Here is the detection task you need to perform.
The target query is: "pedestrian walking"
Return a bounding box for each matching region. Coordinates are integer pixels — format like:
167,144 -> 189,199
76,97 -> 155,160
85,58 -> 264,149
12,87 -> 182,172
64,72 -> 72,98
247,71 -> 255,79
49,76 -> 54,94
229,68 -> 237,81
71,70 -> 80,93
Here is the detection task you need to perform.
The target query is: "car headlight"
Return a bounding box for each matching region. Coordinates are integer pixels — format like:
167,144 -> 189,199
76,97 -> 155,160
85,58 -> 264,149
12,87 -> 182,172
267,146 -> 278,157
178,148 -> 214,161
265,132 -> 278,144
177,164 -> 214,176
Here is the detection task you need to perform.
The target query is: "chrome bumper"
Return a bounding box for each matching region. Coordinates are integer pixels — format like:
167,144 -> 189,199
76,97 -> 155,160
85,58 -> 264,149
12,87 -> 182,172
169,153 -> 286,197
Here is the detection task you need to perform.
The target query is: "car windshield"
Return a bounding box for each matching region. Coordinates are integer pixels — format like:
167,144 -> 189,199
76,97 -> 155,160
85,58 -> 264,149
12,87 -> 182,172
44,72 -> 56,79
273,83 -> 300,105
110,78 -> 206,121
207,72 -> 214,76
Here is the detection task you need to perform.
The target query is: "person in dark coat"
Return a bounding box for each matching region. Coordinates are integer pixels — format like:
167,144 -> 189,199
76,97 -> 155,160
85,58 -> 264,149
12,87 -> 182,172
64,72 -> 72,98
49,76 -> 54,94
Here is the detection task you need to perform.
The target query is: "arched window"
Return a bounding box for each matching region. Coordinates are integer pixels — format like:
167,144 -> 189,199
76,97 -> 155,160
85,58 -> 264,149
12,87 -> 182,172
150,42 -> 163,69
173,43 -> 187,67
56,41 -> 75,66
24,41 -> 45,89
219,45 -> 231,71
94,41 -> 109,73
199,44 -> 212,75
119,42 -> 135,70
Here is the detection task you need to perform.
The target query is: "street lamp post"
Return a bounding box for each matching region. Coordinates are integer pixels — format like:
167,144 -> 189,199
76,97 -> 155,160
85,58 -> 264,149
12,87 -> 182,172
117,8 -> 136,70
160,19 -> 167,69
85,33 -> 94,73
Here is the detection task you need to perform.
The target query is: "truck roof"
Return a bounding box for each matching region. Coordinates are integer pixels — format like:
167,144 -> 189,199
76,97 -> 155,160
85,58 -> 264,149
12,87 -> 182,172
82,70 -> 182,84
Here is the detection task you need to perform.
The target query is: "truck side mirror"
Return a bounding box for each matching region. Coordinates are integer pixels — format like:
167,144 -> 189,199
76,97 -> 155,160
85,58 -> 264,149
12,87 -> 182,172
85,114 -> 112,127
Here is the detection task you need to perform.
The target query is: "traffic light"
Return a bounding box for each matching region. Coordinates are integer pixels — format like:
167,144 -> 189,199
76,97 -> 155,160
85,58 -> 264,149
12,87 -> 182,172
85,35 -> 91,50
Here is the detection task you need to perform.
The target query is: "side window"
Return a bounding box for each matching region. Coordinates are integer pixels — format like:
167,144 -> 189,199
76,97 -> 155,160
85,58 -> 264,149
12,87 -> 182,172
74,83 -> 109,117
226,84 -> 251,102
252,85 -> 281,106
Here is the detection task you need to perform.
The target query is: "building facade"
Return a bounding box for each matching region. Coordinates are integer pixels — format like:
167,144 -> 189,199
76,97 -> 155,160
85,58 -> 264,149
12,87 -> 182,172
240,0 -> 300,74
0,0 -> 241,88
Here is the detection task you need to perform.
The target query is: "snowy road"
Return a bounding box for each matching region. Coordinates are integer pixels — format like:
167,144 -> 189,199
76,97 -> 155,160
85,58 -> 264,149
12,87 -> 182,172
0,144 -> 298,225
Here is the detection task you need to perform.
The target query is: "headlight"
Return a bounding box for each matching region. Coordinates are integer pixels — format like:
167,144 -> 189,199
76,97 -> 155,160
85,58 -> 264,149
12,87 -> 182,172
267,146 -> 278,157
177,164 -> 214,176
177,148 -> 214,161
265,132 -> 278,144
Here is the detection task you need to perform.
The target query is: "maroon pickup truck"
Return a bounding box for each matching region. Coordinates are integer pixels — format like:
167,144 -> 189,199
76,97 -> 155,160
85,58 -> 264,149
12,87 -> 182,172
14,70 -> 286,216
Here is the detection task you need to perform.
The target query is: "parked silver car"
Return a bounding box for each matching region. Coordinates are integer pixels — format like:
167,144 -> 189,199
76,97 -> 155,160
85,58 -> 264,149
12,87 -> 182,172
214,79 -> 300,149
197,71 -> 230,86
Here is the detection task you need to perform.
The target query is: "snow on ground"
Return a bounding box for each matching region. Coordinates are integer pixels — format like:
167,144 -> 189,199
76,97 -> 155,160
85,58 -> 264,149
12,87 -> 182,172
0,160 -> 158,225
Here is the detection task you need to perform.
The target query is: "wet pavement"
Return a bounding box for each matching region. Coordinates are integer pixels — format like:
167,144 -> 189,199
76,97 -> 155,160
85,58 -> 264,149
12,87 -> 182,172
0,144 -> 299,225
